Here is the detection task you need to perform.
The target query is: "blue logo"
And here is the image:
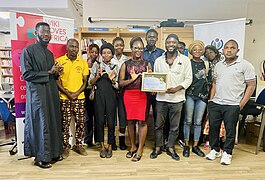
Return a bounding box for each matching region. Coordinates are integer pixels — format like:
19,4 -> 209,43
211,38 -> 224,50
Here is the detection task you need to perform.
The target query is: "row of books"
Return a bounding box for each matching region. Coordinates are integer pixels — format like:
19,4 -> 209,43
0,51 -> 12,58
1,59 -> 12,66
1,68 -> 12,75
1,77 -> 13,84
80,38 -> 106,51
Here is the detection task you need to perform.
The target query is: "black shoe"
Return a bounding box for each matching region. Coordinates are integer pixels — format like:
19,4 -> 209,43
183,146 -> 190,157
192,146 -> 205,157
161,145 -> 167,152
150,149 -> 162,159
119,136 -> 128,150
166,149 -> 180,161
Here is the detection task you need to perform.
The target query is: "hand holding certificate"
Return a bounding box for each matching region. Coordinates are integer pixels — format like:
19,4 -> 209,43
141,73 -> 168,92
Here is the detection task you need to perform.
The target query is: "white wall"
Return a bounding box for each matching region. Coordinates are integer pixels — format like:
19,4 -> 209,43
0,33 -> 11,47
83,0 -> 250,27
244,2 -> 265,92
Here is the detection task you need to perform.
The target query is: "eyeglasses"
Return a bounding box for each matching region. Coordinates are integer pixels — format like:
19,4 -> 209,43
132,47 -> 144,51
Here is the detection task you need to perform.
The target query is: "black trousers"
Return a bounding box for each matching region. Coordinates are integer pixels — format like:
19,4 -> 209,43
94,76 -> 117,145
84,88 -> 97,144
208,101 -> 240,154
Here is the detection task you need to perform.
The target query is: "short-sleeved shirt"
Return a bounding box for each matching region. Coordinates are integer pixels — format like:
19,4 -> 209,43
154,53 -> 193,103
57,54 -> 89,100
142,47 -> 164,70
88,58 -> 119,89
212,58 -> 256,105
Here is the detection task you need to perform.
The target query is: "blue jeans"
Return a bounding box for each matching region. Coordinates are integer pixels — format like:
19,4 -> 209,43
184,95 -> 207,142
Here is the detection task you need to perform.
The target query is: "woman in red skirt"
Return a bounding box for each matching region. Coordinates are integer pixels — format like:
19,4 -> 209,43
119,37 -> 152,161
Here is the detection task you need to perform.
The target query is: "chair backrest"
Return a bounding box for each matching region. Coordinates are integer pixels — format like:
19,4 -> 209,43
0,100 -> 15,122
256,88 -> 265,105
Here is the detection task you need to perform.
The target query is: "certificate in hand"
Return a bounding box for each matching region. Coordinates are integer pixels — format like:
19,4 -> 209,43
141,72 -> 168,92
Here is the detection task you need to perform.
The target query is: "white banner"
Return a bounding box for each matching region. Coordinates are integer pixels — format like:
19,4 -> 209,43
194,18 -> 246,58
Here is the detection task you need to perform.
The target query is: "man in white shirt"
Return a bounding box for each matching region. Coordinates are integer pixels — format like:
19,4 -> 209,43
206,39 -> 256,165
150,34 -> 192,161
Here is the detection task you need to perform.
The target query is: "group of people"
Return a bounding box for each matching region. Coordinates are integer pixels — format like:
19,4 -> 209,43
20,21 -> 256,168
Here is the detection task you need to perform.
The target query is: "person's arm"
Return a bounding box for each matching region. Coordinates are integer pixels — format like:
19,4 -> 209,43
89,63 -> 101,86
57,80 -> 73,101
209,78 -> 216,101
239,79 -> 256,110
119,63 -> 140,87
70,75 -> 88,100
20,48 -> 50,83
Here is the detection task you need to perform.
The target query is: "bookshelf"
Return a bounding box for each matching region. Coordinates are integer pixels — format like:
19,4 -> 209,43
77,27 -> 194,57
0,48 -> 13,88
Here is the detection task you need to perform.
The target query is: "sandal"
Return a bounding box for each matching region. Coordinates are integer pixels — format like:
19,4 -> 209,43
106,149 -> 112,158
34,161 -> 52,169
100,149 -> 107,158
131,154 -> 142,162
126,150 -> 137,158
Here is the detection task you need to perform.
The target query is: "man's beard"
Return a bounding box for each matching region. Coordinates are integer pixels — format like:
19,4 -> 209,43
167,48 -> 177,55
37,34 -> 50,46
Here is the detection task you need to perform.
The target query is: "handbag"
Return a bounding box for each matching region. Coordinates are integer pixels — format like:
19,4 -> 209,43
89,86 -> 96,101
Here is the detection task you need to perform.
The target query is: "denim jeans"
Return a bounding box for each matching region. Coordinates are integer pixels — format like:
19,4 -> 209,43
208,101 -> 240,154
184,95 -> 207,142
155,101 -> 183,148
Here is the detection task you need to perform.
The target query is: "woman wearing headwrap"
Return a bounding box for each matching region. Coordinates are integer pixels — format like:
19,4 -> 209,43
89,43 -> 118,158
183,40 -> 208,158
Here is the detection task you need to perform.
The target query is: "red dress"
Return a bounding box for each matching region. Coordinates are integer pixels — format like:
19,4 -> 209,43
123,59 -> 148,121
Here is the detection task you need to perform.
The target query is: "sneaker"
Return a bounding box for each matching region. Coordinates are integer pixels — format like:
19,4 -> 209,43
178,139 -> 185,149
72,145 -> 88,156
206,149 -> 221,160
220,151 -> 232,165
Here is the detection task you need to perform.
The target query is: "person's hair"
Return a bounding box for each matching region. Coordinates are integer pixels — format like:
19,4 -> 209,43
205,45 -> 220,59
112,37 -> 124,45
225,39 -> 239,49
165,34 -> 179,42
130,37 -> 144,49
66,38 -> 79,46
100,43 -> 115,55
88,44 -> 99,52
178,41 -> 186,48
146,29 -> 158,37
35,22 -> 50,30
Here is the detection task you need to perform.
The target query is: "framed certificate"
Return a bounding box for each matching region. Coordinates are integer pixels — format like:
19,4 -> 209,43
141,72 -> 168,92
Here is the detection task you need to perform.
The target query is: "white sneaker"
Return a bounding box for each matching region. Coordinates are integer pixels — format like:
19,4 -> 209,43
220,151 -> 232,165
206,149 -> 221,160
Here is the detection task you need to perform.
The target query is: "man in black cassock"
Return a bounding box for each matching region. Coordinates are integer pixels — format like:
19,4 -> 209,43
20,22 -> 63,168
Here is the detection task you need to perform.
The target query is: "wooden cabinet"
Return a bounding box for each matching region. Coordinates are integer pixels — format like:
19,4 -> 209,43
0,48 -> 13,88
77,27 -> 194,56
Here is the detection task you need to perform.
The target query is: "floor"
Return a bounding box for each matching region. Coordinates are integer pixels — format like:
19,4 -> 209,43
1,125 -> 265,179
